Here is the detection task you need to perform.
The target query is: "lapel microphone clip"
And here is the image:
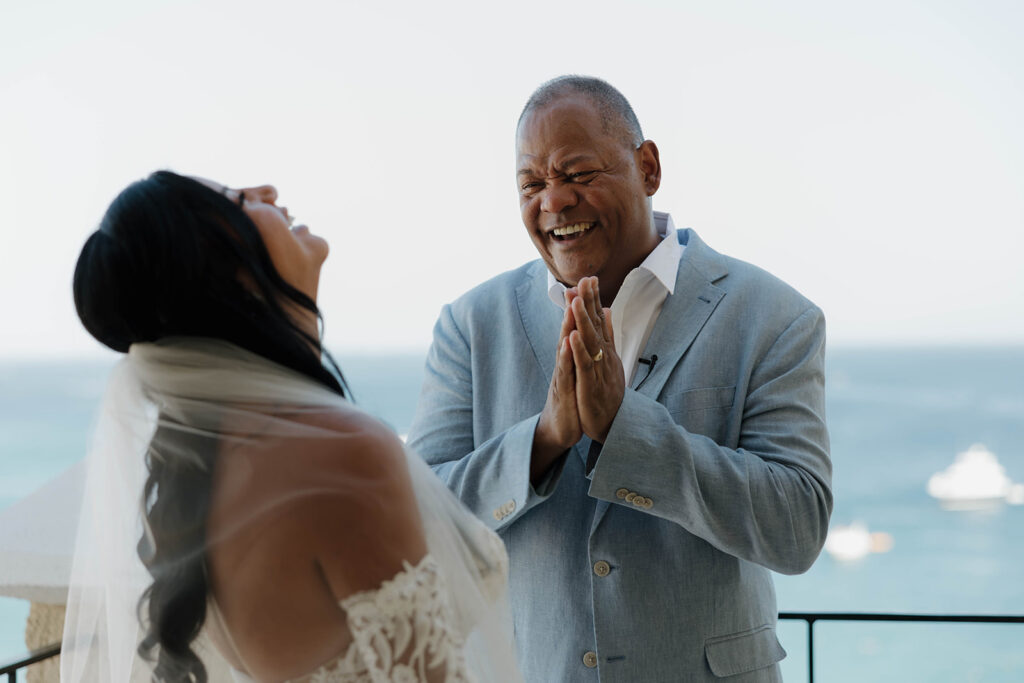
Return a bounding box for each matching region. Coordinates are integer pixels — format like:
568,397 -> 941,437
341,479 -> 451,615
635,354 -> 658,390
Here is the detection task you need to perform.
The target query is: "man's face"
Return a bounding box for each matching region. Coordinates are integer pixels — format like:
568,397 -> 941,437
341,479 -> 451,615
516,94 -> 661,292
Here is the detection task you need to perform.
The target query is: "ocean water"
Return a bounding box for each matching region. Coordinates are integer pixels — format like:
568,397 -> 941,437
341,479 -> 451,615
1,347 -> 1022,680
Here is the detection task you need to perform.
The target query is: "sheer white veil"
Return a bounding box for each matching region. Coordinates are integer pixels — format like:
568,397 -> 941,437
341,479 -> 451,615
61,338 -> 521,682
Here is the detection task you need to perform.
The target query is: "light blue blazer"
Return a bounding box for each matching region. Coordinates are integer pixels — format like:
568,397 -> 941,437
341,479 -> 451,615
408,228 -> 832,682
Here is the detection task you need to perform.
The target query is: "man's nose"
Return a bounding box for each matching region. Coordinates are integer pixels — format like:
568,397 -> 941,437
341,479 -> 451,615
539,183 -> 578,214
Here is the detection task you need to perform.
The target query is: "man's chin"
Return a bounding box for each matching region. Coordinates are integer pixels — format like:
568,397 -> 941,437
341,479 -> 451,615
553,272 -> 587,289
548,261 -> 594,288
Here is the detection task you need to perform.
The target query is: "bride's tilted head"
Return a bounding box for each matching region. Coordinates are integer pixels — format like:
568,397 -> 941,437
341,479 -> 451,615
69,170 -> 347,683
73,170 -> 336,385
65,170 -> 520,683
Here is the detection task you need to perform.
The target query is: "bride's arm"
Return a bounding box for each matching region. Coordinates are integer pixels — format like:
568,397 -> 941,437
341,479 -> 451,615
310,413 -> 429,595
308,412 -> 467,683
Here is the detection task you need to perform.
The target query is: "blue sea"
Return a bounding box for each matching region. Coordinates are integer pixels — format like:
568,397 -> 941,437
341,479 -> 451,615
2,348 -> 1022,681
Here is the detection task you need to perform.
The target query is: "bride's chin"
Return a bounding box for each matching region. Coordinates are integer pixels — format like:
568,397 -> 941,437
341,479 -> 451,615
307,233 -> 329,261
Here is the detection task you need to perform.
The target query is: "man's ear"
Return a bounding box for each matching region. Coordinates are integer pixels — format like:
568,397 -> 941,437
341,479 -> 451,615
637,140 -> 662,196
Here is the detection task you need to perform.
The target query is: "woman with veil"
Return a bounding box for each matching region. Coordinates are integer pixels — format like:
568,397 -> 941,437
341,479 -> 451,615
65,171 -> 522,683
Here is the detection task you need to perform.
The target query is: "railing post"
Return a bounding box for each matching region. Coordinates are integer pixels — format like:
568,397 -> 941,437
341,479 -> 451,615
807,617 -> 815,683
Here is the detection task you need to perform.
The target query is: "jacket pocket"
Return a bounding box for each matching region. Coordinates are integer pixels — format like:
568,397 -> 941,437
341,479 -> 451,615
663,385 -> 736,443
704,624 -> 786,678
663,385 -> 736,415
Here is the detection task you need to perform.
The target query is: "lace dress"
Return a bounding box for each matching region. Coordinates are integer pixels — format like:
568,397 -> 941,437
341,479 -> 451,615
228,530 -> 508,683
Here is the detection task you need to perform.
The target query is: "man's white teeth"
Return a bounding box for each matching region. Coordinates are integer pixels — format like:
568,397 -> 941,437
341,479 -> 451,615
553,222 -> 593,236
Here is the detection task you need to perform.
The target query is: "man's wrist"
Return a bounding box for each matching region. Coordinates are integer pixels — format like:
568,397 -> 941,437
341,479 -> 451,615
531,420 -> 570,481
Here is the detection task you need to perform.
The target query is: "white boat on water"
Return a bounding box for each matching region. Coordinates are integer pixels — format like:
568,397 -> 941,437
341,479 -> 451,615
927,443 -> 1024,510
824,521 -> 893,562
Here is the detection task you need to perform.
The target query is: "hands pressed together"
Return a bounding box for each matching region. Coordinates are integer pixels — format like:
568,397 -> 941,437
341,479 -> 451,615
531,277 -> 626,480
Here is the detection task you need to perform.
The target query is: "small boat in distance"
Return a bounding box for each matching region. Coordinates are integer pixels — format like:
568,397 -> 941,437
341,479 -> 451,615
927,443 -> 1024,510
824,522 -> 894,563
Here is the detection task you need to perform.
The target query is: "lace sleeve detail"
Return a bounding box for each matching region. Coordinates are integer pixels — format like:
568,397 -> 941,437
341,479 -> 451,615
337,554 -> 473,683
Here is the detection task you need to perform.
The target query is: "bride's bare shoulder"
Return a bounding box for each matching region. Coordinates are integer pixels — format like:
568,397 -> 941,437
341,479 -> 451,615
205,407 -> 424,680
292,405 -> 406,467
213,406 -> 414,530
224,405 -> 407,479
211,405 -> 425,598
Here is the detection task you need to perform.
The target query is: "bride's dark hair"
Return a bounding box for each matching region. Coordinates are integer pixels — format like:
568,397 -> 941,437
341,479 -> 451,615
73,170 -> 347,682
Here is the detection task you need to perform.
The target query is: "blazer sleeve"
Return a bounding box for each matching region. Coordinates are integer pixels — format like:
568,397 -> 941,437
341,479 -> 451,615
407,303 -> 568,530
588,305 -> 832,575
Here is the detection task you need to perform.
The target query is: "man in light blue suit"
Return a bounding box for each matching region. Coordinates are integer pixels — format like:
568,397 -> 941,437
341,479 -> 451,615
408,76 -> 832,682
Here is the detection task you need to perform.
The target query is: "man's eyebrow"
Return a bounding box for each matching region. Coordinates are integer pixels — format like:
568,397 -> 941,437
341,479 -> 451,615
517,154 -> 598,177
556,154 -> 597,169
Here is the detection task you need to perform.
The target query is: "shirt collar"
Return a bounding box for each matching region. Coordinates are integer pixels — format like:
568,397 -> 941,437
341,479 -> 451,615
546,211 -> 682,310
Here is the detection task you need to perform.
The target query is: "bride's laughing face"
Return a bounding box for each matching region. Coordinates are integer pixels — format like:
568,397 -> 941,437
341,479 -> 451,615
193,177 -> 329,302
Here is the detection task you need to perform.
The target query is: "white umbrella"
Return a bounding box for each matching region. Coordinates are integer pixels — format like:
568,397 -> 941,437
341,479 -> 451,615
0,462 -> 83,604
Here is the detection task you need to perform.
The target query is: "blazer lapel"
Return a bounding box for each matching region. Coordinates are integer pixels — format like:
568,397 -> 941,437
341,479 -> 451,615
630,228 -> 728,399
591,228 -> 729,534
515,261 -> 563,391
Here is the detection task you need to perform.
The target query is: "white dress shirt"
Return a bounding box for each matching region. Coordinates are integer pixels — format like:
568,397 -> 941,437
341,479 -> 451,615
547,211 -> 684,385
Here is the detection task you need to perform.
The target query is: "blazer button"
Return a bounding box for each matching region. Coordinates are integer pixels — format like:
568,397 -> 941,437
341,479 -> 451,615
643,497 -> 654,509
615,488 -> 629,499
493,509 -> 503,521
582,651 -> 598,668
593,560 -> 611,577
624,492 -> 637,503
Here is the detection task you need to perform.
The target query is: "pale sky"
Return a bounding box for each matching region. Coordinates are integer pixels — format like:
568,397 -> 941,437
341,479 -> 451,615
2,0 -> 1022,360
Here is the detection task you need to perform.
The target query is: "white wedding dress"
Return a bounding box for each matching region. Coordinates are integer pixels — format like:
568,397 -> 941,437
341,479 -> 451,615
224,531 -> 510,683
61,339 -> 522,683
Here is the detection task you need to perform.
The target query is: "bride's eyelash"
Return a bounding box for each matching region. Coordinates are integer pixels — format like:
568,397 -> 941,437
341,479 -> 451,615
219,185 -> 246,207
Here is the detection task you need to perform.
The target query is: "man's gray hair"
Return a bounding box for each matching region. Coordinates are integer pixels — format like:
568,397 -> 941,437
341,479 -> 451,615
517,75 -> 644,148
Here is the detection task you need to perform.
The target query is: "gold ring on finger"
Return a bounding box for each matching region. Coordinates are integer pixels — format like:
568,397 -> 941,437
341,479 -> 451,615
592,349 -> 604,362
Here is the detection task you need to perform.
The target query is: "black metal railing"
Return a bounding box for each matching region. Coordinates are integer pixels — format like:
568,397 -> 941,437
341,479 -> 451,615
778,612 -> 1024,683
0,642 -> 60,682
3,614 -> 1024,681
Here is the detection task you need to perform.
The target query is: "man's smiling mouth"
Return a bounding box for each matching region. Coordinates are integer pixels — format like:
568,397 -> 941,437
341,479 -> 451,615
550,222 -> 596,242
